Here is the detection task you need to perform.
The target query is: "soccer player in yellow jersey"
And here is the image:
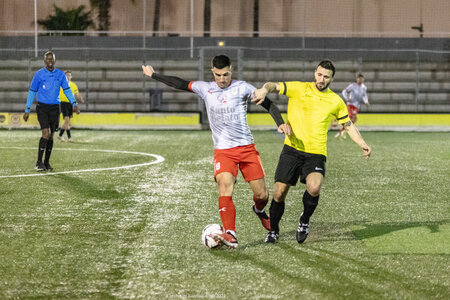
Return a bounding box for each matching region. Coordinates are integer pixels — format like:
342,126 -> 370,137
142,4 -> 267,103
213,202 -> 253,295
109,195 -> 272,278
252,60 -> 371,244
58,70 -> 84,142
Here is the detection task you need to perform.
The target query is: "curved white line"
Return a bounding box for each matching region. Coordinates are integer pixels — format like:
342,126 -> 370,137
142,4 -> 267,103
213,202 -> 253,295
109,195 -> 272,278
0,147 -> 165,178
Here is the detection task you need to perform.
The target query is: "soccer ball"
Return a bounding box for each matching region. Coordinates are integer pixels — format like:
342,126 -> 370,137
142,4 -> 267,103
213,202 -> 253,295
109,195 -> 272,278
201,223 -> 223,249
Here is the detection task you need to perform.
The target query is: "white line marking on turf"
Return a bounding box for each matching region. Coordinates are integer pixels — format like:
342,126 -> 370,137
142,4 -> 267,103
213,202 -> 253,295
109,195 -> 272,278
0,147 -> 165,178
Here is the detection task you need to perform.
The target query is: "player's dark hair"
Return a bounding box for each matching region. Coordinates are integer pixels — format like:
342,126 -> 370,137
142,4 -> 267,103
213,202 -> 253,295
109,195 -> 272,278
44,50 -> 55,60
64,69 -> 72,75
357,73 -> 364,78
212,55 -> 231,69
317,60 -> 335,77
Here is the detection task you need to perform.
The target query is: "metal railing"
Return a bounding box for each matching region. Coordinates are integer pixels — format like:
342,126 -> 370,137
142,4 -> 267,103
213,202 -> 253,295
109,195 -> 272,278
0,46 -> 448,114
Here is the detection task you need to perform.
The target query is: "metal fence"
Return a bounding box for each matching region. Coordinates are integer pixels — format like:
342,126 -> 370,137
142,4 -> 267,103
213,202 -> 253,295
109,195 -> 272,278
0,42 -> 449,114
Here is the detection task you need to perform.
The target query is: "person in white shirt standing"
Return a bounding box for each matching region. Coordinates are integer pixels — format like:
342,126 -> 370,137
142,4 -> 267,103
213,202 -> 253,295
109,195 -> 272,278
336,73 -> 370,138
142,55 -> 291,248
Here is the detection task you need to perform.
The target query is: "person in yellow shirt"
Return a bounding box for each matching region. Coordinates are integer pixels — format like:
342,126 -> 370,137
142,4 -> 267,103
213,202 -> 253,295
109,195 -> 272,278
58,70 -> 84,142
252,60 -> 371,244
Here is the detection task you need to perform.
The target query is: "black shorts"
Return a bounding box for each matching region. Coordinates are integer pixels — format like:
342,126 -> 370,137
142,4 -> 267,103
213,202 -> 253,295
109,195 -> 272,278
60,102 -> 73,118
36,102 -> 60,132
274,145 -> 327,186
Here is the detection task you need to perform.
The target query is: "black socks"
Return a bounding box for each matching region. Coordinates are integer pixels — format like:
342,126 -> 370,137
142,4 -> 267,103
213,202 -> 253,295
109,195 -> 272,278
38,137 -> 47,162
44,138 -> 54,163
269,199 -> 285,233
300,190 -> 319,224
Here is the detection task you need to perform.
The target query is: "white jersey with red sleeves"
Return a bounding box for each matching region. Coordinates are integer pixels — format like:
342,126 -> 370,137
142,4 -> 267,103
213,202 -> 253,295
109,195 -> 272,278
342,83 -> 369,110
189,80 -> 255,149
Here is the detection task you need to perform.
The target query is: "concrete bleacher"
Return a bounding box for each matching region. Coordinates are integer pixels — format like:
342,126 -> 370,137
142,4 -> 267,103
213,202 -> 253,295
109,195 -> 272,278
0,59 -> 448,113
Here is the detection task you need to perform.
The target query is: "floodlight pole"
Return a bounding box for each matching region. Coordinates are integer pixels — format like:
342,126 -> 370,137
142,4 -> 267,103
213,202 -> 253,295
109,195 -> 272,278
34,0 -> 38,57
190,0 -> 194,58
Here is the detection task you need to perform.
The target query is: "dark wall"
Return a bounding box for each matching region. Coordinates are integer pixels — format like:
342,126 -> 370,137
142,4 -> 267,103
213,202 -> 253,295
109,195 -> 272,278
0,37 -> 448,61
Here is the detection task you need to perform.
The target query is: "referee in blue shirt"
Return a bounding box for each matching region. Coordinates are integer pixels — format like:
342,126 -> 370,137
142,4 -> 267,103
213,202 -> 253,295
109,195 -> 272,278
23,51 -> 80,171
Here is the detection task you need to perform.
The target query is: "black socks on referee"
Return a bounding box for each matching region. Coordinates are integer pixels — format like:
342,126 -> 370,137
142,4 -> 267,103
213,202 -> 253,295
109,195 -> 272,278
300,190 -> 319,224
37,137 -> 47,162
269,199 -> 285,233
44,138 -> 53,163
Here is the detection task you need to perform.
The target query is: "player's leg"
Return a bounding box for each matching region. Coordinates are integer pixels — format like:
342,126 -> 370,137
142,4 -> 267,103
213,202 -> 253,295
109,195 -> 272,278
58,104 -> 68,141
303,172 -> 323,220
66,104 -> 73,141
265,145 -> 301,243
248,178 -> 270,230
239,145 -> 270,230
35,103 -> 50,171
265,181 -> 291,242
65,117 -> 72,141
296,155 -> 326,243
213,150 -> 239,248
43,105 -> 60,171
215,172 -> 238,248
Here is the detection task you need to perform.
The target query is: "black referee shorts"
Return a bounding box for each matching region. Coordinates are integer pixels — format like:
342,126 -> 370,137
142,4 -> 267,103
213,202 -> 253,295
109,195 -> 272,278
36,102 -> 60,132
274,145 -> 327,186
60,102 -> 73,118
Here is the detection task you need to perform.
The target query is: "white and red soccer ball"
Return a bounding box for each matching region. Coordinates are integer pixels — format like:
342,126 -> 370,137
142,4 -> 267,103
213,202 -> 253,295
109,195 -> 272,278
201,223 -> 223,249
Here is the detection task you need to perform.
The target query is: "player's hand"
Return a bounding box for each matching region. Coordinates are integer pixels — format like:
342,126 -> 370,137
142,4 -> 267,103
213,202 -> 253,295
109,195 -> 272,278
23,112 -> 29,122
73,105 -> 80,115
362,145 -> 371,160
278,124 -> 292,136
251,88 -> 268,105
142,65 -> 155,77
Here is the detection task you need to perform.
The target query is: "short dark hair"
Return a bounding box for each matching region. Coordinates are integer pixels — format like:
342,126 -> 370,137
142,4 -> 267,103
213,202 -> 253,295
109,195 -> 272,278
212,55 -> 231,69
44,50 -> 55,60
357,73 -> 364,78
64,70 -> 72,75
317,60 -> 335,77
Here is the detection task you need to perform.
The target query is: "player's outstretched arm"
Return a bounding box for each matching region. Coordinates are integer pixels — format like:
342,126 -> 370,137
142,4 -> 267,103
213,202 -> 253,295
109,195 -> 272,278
259,97 -> 291,135
252,82 -> 280,105
344,121 -> 371,160
142,65 -> 191,92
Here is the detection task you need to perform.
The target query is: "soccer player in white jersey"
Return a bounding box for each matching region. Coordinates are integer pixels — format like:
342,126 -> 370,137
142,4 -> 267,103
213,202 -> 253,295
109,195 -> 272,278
142,55 -> 291,248
336,73 -> 370,138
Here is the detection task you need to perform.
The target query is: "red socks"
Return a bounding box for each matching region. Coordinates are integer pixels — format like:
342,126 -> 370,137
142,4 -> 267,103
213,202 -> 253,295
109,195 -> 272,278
218,196 -> 236,232
253,195 -> 268,211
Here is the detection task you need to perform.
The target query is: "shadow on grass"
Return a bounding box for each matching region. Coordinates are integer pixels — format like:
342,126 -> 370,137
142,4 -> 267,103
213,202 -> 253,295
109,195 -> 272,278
50,173 -> 126,200
208,220 -> 449,299
277,219 -> 449,244
350,220 -> 448,240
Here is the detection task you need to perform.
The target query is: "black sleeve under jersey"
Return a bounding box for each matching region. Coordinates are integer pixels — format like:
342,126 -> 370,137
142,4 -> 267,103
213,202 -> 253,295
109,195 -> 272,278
151,73 -> 191,92
260,97 -> 285,127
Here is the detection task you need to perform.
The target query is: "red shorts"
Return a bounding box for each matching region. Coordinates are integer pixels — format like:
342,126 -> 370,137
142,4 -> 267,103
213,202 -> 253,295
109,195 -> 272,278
213,144 -> 265,182
347,105 -> 359,119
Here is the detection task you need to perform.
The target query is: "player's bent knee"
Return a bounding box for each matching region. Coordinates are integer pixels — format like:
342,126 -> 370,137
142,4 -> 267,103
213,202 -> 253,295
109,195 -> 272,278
307,185 -> 321,197
254,190 -> 268,202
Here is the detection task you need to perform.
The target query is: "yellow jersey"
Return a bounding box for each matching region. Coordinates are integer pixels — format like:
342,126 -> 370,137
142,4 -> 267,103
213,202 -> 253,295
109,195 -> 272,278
279,81 -> 349,156
59,81 -> 78,103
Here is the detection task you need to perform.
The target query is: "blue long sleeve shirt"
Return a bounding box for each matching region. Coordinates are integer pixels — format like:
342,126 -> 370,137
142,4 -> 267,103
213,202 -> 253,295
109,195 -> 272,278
25,67 -> 77,112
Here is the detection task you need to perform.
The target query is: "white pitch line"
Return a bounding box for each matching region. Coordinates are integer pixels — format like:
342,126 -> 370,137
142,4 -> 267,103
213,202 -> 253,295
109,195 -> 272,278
0,147 -> 165,178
